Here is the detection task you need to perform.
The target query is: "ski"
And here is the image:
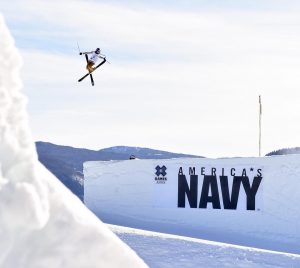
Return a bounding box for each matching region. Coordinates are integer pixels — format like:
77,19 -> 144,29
85,54 -> 94,86
78,58 -> 107,83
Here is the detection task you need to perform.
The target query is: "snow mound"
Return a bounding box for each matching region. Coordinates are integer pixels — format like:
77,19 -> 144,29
84,155 -> 300,254
0,14 -> 146,268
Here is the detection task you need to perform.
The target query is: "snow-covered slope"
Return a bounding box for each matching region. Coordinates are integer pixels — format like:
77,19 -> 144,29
84,155 -> 300,254
0,14 -> 146,268
109,224 -> 300,268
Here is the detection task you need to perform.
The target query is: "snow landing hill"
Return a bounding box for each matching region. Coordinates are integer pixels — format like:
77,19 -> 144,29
0,14 -> 146,268
109,224 -> 300,268
84,155 -> 300,255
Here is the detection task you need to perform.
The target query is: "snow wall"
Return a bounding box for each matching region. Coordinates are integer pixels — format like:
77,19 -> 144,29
84,155 -> 300,254
0,14 -> 146,268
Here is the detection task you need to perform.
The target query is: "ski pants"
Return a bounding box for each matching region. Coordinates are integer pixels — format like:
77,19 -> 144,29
86,61 -> 95,72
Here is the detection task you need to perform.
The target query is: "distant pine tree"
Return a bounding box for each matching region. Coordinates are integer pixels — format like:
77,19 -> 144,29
266,147 -> 300,156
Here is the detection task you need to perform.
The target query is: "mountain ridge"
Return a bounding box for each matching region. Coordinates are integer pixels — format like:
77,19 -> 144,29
36,141 -> 203,201
36,141 -> 300,202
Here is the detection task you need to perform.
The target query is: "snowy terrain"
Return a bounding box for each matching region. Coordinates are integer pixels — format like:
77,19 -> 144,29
84,155 -> 300,255
0,14 -> 146,268
109,224 -> 300,268
2,8 -> 300,268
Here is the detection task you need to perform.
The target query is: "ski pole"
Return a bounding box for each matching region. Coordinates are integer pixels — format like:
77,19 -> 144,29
77,41 -> 81,55
101,54 -> 111,64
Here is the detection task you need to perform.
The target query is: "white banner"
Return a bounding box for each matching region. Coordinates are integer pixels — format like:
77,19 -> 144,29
153,164 -> 263,211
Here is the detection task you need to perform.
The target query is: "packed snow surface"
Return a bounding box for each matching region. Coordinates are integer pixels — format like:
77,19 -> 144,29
85,155 -> 300,254
109,224 -> 300,268
0,14 -> 146,268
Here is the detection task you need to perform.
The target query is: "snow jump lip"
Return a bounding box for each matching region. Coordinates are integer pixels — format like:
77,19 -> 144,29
84,154 -> 300,254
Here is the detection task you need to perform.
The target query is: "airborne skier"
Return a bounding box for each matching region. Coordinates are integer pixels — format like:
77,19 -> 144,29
80,48 -> 105,72
78,47 -> 107,86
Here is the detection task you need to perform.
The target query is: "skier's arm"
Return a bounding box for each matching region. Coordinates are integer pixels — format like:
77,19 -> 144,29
79,51 -> 94,55
98,54 -> 106,59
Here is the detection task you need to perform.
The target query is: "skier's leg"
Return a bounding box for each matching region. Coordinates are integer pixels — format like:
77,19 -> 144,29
86,61 -> 95,73
86,63 -> 92,72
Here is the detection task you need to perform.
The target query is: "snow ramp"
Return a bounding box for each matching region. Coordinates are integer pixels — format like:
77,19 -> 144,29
84,155 -> 300,254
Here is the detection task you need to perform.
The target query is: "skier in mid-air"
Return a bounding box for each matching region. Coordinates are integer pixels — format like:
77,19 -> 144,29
80,48 -> 105,72
78,47 -> 107,86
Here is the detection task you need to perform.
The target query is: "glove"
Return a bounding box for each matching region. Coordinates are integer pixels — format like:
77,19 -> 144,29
79,52 -> 82,55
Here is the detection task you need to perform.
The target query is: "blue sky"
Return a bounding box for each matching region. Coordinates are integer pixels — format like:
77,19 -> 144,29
1,0 -> 300,157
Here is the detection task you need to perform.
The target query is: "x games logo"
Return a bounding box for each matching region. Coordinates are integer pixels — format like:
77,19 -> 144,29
155,165 -> 167,184
156,165 -> 167,176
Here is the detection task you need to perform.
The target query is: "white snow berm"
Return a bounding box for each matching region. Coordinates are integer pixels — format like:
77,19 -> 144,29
84,155 -> 300,254
0,14 -> 146,268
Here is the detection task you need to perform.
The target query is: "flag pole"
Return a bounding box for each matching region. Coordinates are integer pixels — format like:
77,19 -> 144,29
259,95 -> 262,157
